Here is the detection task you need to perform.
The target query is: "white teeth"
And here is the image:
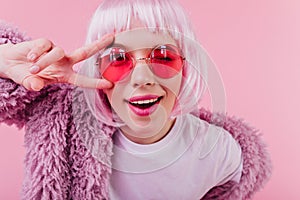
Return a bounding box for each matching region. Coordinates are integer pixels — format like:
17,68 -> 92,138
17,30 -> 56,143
131,98 -> 159,105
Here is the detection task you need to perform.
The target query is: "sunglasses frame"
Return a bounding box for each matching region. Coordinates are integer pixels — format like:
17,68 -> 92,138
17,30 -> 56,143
96,44 -> 186,82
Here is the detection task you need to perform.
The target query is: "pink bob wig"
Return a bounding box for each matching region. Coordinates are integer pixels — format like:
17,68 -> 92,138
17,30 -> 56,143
79,0 -> 209,126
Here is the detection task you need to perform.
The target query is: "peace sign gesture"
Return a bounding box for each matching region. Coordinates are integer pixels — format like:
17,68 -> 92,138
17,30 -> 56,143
0,35 -> 114,91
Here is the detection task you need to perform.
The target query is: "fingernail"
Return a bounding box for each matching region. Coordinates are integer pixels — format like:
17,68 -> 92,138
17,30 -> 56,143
31,84 -> 42,91
29,65 -> 40,74
28,53 -> 37,61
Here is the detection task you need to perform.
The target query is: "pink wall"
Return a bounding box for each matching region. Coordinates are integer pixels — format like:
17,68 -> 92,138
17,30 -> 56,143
0,0 -> 299,199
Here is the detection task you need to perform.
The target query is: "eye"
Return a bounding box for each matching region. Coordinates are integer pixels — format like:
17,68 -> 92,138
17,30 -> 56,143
150,45 -> 181,63
101,47 -> 130,68
109,48 -> 127,65
99,47 -> 134,82
149,44 -> 183,78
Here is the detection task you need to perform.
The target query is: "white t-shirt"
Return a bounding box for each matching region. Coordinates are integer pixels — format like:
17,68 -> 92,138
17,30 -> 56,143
109,114 -> 243,200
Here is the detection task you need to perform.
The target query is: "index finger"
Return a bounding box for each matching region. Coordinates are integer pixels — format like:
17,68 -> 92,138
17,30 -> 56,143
68,72 -> 114,89
69,34 -> 114,64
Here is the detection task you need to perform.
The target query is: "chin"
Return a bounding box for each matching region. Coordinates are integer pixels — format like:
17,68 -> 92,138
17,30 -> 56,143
122,121 -> 167,139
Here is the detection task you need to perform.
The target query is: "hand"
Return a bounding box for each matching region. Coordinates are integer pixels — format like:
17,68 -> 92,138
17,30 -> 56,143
0,35 -> 114,91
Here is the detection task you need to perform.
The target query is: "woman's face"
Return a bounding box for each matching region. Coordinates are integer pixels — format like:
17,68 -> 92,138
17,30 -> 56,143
103,28 -> 183,144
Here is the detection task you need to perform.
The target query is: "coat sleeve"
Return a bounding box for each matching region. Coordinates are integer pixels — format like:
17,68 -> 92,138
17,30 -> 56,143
197,109 -> 272,200
0,21 -> 41,129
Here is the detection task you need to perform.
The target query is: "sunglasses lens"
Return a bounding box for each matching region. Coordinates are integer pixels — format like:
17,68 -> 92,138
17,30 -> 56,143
99,44 -> 184,82
100,48 -> 133,82
150,45 -> 183,78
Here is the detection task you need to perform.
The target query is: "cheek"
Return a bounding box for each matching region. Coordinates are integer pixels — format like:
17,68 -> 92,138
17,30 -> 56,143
159,73 -> 182,96
104,84 -> 126,110
160,74 -> 182,112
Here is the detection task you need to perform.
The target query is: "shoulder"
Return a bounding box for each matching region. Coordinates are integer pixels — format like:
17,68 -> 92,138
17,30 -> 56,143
190,114 -> 243,184
183,114 -> 241,161
195,109 -> 272,199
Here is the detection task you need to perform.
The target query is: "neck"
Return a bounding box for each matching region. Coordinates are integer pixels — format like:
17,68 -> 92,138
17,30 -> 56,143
119,118 -> 176,144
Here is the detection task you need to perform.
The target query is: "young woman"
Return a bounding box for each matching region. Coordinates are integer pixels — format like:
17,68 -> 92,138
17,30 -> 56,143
0,0 -> 272,199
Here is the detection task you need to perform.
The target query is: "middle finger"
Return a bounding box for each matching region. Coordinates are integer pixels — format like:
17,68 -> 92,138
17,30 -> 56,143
30,46 -> 65,74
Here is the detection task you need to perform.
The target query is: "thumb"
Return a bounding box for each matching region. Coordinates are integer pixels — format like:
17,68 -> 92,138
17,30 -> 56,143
22,75 -> 45,91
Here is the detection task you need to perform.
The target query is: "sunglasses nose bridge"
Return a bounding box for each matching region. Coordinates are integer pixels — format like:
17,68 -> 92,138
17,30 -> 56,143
132,56 -> 152,71
135,57 -> 151,64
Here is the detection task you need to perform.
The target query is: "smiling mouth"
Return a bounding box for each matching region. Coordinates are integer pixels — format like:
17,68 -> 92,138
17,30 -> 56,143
129,96 -> 163,109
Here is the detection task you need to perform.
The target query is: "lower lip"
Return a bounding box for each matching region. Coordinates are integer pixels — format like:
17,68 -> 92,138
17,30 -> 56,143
128,102 -> 160,117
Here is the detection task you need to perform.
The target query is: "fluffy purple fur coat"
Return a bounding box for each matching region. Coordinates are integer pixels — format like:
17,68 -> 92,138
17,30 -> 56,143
0,22 -> 272,200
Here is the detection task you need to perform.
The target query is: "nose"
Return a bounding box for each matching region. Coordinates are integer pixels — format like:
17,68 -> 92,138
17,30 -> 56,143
130,60 -> 156,87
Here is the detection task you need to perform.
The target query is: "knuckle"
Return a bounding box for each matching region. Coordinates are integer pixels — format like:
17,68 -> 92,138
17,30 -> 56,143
37,38 -> 53,50
55,47 -> 65,58
37,60 -> 49,69
74,49 -> 88,61
80,49 -> 88,59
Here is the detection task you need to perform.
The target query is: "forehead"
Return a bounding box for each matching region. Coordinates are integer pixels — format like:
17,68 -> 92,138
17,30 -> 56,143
113,28 -> 177,50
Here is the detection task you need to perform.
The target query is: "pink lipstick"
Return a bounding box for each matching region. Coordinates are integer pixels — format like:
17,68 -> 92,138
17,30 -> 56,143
127,95 -> 162,116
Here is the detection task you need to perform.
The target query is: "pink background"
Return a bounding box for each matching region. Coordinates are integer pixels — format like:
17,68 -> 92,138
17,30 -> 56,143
1,0 -> 299,199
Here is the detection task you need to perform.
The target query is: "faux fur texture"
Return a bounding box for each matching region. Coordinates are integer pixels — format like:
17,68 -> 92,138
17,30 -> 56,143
0,20 -> 30,44
0,23 -> 272,199
0,78 -> 41,129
